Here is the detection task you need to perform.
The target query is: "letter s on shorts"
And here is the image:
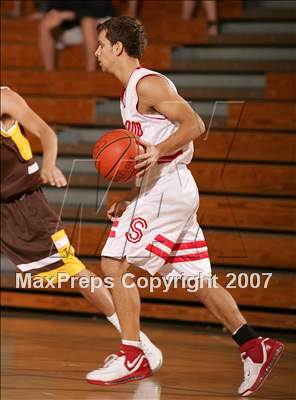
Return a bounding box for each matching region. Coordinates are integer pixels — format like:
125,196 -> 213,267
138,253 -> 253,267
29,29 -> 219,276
125,217 -> 148,243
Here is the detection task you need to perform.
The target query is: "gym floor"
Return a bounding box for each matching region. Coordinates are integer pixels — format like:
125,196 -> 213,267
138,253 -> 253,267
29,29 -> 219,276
1,311 -> 295,400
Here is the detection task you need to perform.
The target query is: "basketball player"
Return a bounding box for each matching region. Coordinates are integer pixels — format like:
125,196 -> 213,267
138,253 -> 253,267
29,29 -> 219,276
89,16 -> 284,396
0,86 -> 162,373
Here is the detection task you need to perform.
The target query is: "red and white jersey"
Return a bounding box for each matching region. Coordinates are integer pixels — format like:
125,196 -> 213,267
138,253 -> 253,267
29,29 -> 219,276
120,67 -> 194,184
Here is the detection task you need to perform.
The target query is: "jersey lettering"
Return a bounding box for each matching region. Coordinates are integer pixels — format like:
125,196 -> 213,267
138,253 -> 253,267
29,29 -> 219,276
125,120 -> 143,137
126,217 -> 148,243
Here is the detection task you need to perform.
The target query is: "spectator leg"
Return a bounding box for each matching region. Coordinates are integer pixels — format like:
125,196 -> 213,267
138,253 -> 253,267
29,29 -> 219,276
202,0 -> 218,35
80,17 -> 98,72
182,0 -> 196,20
39,11 -> 60,71
39,10 -> 75,71
127,0 -> 139,17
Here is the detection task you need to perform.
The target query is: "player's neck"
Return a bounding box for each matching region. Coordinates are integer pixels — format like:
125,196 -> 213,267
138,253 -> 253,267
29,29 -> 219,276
113,58 -> 141,88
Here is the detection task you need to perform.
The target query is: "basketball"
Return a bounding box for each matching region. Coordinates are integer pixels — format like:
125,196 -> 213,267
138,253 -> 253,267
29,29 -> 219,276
92,129 -> 144,183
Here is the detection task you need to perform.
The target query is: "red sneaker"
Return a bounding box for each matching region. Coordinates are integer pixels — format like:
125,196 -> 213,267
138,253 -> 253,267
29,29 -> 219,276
86,344 -> 152,386
238,337 -> 284,396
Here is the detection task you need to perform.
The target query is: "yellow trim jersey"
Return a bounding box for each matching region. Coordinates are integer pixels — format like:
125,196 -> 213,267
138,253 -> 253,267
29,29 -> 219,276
1,106 -> 41,201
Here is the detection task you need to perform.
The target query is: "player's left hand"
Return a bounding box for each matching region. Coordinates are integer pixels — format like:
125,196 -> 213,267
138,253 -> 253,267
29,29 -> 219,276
135,140 -> 160,177
41,165 -> 67,187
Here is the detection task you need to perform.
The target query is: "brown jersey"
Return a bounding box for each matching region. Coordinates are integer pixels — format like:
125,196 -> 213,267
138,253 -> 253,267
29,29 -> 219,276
0,91 -> 85,281
0,120 -> 42,201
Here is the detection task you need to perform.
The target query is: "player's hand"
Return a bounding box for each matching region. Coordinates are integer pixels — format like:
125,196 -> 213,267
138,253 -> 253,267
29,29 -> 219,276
107,201 -> 130,221
41,165 -> 67,187
135,140 -> 160,177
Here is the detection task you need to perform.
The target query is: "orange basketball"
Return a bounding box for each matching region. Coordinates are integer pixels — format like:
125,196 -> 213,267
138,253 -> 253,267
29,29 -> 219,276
92,129 -> 144,183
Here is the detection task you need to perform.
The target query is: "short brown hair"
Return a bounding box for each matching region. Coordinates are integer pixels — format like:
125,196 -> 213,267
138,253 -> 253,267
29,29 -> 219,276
96,16 -> 147,58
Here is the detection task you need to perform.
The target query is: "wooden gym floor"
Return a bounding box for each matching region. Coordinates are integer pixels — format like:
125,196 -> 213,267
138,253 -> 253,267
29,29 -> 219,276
1,311 -> 295,400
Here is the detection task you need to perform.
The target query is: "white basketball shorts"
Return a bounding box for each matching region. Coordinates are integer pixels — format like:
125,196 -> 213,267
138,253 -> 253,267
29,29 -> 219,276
102,165 -> 212,279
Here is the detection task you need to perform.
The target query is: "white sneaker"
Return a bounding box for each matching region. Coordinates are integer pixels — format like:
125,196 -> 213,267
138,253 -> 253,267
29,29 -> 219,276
238,337 -> 284,396
86,344 -> 152,386
140,331 -> 163,373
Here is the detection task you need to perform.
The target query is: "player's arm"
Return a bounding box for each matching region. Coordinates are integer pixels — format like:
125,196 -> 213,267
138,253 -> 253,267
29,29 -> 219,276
1,89 -> 66,187
135,75 -> 205,176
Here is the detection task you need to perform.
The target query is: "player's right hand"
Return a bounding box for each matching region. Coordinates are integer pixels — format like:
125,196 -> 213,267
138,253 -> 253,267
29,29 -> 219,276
107,201 -> 130,221
41,165 -> 67,188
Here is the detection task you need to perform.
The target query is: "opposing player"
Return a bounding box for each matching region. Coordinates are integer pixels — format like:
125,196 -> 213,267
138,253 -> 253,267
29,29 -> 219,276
88,16 -> 284,395
0,86 -> 162,373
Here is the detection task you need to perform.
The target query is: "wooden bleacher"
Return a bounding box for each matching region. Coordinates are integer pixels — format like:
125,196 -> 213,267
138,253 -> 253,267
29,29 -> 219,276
1,0 -> 296,330
228,101 -> 296,130
28,129 -> 296,163
1,41 -> 171,70
61,162 -> 295,196
266,73 -> 296,99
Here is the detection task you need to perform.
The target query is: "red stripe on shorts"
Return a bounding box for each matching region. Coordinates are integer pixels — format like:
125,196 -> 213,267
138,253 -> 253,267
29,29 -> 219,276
154,234 -> 175,250
112,220 -> 119,228
166,251 -> 209,264
109,230 -> 116,238
173,241 -> 207,251
146,244 -> 169,261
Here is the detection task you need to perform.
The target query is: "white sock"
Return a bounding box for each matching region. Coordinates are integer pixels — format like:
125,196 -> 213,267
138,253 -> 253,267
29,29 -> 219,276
107,313 -> 150,347
106,313 -> 121,333
139,330 -> 152,345
122,339 -> 142,349
106,313 -> 150,342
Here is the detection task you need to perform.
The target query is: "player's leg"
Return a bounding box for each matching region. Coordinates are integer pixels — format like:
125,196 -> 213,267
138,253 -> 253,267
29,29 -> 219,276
101,257 -> 141,340
74,267 -> 115,317
72,264 -> 160,373
169,217 -> 284,397
194,281 -> 284,396
86,256 -> 152,385
196,282 -> 246,331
